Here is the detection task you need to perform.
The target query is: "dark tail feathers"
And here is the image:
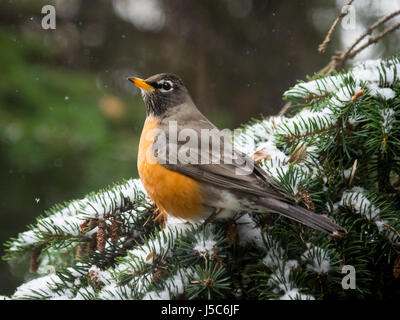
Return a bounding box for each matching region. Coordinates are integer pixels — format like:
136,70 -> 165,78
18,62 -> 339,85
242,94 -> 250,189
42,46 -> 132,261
258,198 -> 345,236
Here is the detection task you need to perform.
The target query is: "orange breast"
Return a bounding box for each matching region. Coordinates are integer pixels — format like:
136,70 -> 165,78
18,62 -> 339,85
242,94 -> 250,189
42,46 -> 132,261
137,116 -> 204,219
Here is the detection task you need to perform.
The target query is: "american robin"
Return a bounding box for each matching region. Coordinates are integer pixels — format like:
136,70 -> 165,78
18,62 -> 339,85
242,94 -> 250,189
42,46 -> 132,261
127,73 -> 344,235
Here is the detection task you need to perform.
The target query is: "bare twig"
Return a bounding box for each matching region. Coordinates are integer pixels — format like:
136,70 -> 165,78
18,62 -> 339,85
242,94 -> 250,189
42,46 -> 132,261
382,223 -> 400,241
277,90 -> 331,117
341,9 -> 400,62
278,7 -> 400,116
345,22 -> 400,61
318,0 -> 355,54
281,124 -> 336,141
278,101 -> 291,116
319,9 -> 400,75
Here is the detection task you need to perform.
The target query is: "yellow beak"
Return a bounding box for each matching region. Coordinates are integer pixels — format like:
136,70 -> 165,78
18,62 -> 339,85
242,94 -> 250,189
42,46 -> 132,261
127,77 -> 155,91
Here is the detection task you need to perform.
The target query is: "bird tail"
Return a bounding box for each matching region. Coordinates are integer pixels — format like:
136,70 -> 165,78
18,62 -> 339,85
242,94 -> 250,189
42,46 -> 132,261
257,197 -> 345,236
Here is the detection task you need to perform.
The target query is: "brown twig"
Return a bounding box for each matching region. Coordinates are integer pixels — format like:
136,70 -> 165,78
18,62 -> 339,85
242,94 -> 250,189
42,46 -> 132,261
305,92 -> 331,102
341,10 -> 400,63
289,142 -> 307,164
318,0 -> 355,54
30,245 -> 44,272
278,101 -> 291,116
204,208 -> 222,225
319,10 -> 400,74
281,125 -> 336,141
317,57 -> 337,75
345,22 -> 400,62
278,8 -> 400,115
382,223 -> 400,241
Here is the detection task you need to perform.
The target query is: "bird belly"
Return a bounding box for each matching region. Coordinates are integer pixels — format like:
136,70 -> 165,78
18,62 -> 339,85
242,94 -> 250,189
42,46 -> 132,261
138,116 -> 204,219
199,184 -> 255,211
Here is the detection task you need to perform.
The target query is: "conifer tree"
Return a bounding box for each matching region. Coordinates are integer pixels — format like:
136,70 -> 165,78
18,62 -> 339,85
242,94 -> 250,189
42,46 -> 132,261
2,56 -> 400,300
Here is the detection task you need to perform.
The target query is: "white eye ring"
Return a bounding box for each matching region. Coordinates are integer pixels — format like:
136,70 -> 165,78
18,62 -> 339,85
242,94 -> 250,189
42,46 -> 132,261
158,80 -> 174,92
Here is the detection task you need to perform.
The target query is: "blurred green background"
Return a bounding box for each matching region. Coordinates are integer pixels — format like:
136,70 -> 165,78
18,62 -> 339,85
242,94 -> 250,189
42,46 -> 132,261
1,0 -> 399,295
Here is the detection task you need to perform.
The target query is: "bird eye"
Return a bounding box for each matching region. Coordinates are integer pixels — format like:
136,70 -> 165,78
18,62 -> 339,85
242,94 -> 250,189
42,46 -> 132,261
159,80 -> 173,92
162,82 -> 172,90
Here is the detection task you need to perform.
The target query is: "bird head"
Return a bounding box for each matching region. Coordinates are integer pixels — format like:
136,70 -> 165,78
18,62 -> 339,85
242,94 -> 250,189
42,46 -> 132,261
127,73 -> 189,116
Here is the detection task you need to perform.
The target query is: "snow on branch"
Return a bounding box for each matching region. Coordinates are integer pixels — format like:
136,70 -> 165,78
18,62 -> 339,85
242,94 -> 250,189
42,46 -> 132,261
5,179 -> 148,256
284,57 -> 400,103
4,55 -> 400,300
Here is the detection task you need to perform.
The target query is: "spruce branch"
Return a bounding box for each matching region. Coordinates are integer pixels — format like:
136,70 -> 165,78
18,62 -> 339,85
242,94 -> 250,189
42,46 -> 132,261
4,56 -> 400,300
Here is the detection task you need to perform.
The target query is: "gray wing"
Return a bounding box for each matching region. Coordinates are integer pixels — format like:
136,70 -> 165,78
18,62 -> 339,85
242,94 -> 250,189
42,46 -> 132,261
153,120 -> 294,203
